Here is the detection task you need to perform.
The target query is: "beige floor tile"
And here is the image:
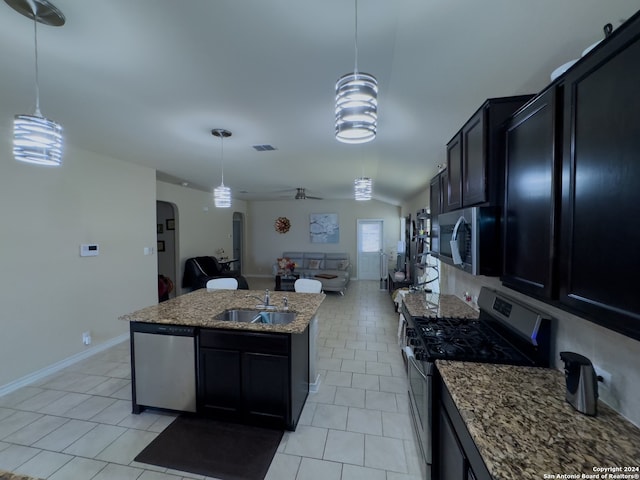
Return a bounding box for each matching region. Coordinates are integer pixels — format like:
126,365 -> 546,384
365,390 -> 398,412
48,456 -> 107,480
364,435 -> 408,473
341,463 -> 387,480
295,457 -> 342,480
0,411 -> 43,440
346,408 -> 382,436
13,450 -> 73,478
323,429 -> 364,465
0,444 -> 41,471
334,387 -> 365,408
282,425 -> 328,459
63,423 -> 127,457
92,462 -> 144,480
95,428 -> 158,464
32,419 -> 97,451
311,404 -> 348,430
2,415 -> 68,446
265,453 -> 301,480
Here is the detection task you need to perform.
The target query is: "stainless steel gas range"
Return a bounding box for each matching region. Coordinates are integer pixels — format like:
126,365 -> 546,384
402,287 -> 553,480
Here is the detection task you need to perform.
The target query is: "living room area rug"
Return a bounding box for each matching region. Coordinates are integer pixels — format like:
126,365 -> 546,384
134,416 -> 284,480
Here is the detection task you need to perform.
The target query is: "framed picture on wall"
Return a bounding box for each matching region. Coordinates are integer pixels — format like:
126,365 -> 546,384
157,240 -> 165,252
309,213 -> 339,243
166,219 -> 175,230
157,224 -> 163,234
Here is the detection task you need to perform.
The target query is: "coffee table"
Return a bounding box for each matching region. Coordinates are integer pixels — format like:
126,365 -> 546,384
275,273 -> 300,291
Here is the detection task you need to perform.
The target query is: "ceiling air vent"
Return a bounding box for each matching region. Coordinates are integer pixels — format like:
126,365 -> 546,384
252,144 -> 277,151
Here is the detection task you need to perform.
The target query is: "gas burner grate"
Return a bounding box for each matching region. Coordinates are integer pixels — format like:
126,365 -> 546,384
412,316 -> 527,363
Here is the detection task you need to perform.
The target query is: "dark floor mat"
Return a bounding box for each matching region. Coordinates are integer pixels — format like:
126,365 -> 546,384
134,416 -> 284,480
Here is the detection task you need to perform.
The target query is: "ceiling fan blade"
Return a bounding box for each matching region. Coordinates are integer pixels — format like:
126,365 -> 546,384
306,195 -> 323,200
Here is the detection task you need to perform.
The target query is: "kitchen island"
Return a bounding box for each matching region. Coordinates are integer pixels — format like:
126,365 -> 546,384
120,288 -> 325,430
120,288 -> 325,333
437,361 -> 640,480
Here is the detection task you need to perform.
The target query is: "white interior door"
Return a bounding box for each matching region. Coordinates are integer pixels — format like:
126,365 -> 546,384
357,219 -> 384,280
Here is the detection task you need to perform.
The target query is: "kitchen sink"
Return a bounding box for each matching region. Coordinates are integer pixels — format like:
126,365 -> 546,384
215,309 -> 296,325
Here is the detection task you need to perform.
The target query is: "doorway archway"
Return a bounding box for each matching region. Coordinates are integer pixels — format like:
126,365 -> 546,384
157,201 -> 178,299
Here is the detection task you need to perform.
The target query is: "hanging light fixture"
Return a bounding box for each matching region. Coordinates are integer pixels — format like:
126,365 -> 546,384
212,129 -> 232,208
335,0 -> 378,144
354,177 -> 373,201
6,0 -> 65,166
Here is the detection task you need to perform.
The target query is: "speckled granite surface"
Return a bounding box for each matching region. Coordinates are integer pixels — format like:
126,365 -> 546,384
402,292 -> 479,319
119,289 -> 325,334
0,471 -> 41,480
437,361 -> 640,479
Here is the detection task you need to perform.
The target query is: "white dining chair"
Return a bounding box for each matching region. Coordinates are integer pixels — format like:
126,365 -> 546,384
206,277 -> 238,290
294,278 -> 322,293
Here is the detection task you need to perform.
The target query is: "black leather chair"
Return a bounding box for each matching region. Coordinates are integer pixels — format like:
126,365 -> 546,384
182,256 -> 249,291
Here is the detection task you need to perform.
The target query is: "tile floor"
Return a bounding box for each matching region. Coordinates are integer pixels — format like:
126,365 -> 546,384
0,279 -> 422,480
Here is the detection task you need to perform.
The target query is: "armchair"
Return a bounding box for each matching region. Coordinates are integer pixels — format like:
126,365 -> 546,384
182,256 -> 249,291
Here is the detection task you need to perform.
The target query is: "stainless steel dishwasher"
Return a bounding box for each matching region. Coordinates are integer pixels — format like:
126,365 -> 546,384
131,322 -> 197,413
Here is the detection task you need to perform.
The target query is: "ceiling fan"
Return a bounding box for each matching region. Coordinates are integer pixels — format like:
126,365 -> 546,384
293,188 -> 322,200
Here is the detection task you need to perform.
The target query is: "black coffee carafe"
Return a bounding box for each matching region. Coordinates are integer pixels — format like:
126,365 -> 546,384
559,352 -> 599,416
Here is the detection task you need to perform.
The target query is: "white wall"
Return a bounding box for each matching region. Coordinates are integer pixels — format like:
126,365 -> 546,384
244,199 -> 401,277
439,263 -> 640,427
0,143 -> 157,387
155,181 -> 247,294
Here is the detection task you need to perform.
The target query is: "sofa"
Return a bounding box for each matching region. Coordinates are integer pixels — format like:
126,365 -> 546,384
182,256 -> 249,291
273,252 -> 351,294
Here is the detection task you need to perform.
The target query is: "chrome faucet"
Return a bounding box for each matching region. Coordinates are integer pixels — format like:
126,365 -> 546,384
263,289 -> 270,307
282,296 -> 288,310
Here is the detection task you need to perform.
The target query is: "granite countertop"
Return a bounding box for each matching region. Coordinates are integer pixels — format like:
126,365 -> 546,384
402,291 -> 479,319
437,361 -> 640,479
119,289 -> 325,334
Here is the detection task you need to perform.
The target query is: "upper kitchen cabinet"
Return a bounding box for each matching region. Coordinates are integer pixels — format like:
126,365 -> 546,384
502,85 -> 562,300
445,133 -> 463,212
558,10 -> 640,340
429,170 -> 446,253
445,96 -> 534,212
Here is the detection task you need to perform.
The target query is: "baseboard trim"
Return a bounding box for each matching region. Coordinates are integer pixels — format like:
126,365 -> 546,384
309,374 -> 321,393
0,333 -> 129,397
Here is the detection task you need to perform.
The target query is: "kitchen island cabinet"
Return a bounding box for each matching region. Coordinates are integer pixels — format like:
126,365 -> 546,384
121,289 -> 324,430
199,326 -> 309,430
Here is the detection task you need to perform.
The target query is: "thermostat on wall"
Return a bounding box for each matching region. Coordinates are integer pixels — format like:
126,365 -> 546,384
80,244 -> 99,257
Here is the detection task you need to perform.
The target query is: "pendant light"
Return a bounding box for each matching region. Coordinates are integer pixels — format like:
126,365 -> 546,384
335,0 -> 378,144
354,177 -> 372,201
6,0 -> 65,166
212,129 -> 232,208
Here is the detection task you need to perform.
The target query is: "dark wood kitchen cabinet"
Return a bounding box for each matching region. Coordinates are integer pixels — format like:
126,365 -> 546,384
557,12 -> 640,340
198,327 -> 309,430
502,85 -> 561,300
436,374 -> 491,480
429,170 -> 446,253
445,133 -> 463,212
445,96 -> 534,212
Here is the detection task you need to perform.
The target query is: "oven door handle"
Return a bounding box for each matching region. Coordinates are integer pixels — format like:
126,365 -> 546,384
408,355 -> 428,381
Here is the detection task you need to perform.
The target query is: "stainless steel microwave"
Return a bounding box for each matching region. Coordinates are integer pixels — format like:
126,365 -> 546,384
433,206 -> 502,276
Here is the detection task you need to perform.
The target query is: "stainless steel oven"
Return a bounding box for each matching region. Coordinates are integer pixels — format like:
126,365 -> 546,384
405,344 -> 433,480
403,288 -> 553,480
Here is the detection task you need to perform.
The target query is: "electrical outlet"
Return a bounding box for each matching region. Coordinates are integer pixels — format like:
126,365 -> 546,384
82,331 -> 91,345
593,365 -> 612,389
